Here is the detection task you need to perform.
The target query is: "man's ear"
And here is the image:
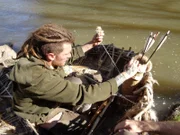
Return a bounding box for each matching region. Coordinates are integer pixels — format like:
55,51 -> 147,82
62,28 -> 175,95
46,53 -> 56,61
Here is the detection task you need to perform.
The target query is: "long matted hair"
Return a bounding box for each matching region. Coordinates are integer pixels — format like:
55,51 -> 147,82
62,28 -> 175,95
17,24 -> 74,59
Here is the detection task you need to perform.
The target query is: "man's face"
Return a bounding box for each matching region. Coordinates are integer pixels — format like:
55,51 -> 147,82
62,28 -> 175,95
52,42 -> 72,67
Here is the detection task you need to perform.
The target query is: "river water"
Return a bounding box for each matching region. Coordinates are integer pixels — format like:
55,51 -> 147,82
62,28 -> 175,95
0,0 -> 180,119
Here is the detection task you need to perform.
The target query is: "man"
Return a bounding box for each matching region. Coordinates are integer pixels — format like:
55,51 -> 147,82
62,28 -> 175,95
114,119 -> 180,135
9,24 -> 139,134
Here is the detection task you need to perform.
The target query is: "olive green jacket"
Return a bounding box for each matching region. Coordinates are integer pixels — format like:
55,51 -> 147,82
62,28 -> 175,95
9,45 -> 118,124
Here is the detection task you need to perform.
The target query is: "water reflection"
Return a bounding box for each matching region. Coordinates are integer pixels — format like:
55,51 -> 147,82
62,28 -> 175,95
0,0 -> 180,115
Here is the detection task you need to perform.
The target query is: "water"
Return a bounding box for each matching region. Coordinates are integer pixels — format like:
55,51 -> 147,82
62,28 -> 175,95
0,0 -> 180,119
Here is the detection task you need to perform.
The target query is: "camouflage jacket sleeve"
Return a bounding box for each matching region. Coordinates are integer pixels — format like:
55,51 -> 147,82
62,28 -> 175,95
26,66 -> 118,105
68,44 -> 85,64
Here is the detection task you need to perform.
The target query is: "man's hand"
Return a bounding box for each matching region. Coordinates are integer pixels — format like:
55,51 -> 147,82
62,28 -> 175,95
82,26 -> 104,53
114,120 -> 144,133
115,58 -> 139,86
93,26 -> 105,46
123,58 -> 139,79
